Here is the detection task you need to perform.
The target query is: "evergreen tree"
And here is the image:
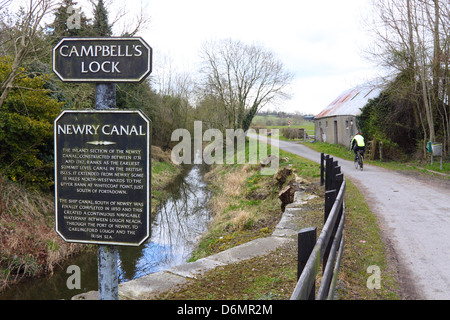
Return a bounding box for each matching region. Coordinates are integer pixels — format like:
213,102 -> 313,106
48,0 -> 91,41
92,0 -> 112,36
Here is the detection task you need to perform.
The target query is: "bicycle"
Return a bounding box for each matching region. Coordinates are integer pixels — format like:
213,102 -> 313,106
354,149 -> 364,170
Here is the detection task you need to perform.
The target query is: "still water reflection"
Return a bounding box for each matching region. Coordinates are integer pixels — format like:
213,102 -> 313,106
0,164 -> 212,300
118,164 -> 212,281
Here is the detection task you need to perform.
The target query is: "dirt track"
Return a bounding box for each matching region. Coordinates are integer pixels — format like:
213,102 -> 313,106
251,134 -> 450,300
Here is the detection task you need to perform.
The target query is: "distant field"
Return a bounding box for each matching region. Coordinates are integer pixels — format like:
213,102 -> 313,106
252,115 -> 310,127
252,114 -> 315,139
268,124 -> 314,132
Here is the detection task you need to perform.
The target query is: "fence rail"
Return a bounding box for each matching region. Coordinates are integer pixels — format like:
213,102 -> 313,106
290,153 -> 345,300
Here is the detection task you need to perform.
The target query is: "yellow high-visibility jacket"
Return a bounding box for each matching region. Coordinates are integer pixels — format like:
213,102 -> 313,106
351,134 -> 365,147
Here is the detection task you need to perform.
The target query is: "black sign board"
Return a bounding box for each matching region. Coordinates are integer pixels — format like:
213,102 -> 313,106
53,37 -> 152,83
54,110 -> 151,246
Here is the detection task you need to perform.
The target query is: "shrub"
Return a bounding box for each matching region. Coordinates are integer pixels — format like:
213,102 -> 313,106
0,56 -> 64,190
357,88 -> 417,160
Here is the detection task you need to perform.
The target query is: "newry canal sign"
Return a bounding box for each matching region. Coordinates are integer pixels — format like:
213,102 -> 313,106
54,110 -> 151,246
53,37 -> 152,82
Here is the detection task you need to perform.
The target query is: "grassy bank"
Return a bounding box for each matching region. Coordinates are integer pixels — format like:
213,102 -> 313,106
0,176 -> 84,293
300,140 -> 450,177
158,141 -> 403,300
188,140 -> 320,262
150,146 -> 181,211
0,177 -> 85,292
0,146 -> 180,294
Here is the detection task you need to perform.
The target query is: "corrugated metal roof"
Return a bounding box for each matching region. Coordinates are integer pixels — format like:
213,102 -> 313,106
315,84 -> 382,119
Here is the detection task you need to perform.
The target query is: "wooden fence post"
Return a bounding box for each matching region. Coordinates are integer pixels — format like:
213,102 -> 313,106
323,189 -> 336,272
320,153 -> 325,186
324,190 -> 336,223
298,227 -> 317,300
325,155 -> 332,191
331,160 -> 338,190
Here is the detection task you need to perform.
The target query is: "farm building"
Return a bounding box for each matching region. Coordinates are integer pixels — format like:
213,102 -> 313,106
314,83 -> 383,147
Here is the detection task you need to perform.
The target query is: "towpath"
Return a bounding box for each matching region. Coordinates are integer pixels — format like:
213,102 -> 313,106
250,134 -> 450,300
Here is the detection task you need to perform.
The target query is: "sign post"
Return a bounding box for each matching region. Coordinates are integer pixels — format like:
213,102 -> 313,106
95,83 -> 118,300
53,37 -> 152,300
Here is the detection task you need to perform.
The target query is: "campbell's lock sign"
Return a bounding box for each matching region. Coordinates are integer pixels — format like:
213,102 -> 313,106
53,37 -> 152,83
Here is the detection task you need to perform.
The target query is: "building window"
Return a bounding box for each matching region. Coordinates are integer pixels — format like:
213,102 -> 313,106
345,120 -> 349,129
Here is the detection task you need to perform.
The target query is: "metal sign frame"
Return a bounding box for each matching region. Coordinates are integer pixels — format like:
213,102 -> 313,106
54,109 -> 151,246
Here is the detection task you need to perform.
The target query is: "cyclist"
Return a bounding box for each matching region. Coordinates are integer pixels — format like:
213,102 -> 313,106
351,133 -> 365,161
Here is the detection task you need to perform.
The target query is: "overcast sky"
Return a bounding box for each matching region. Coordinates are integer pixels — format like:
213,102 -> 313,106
32,0 -> 380,116
135,0 -> 380,116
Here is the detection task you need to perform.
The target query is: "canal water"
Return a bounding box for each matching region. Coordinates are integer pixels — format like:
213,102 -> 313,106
0,164 -> 212,300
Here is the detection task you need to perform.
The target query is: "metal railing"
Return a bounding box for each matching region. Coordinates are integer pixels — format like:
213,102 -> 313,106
290,153 -> 345,300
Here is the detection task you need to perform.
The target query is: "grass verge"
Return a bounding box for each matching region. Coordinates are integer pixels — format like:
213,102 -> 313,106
338,180 -> 401,299
303,141 -> 450,177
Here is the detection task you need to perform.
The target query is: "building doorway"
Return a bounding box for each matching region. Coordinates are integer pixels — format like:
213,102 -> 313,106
334,121 -> 338,144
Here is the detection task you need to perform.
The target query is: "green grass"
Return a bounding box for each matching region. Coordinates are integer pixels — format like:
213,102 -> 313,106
422,161 -> 450,173
151,160 -> 180,191
339,180 -> 401,299
305,141 -> 450,176
304,141 -> 355,161
159,175 -> 402,300
150,160 -> 181,211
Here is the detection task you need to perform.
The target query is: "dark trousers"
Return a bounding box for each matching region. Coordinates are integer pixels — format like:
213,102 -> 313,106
353,145 -> 365,159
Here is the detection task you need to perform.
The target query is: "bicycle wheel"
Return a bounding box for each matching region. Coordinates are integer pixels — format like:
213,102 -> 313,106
357,152 -> 363,171
354,157 -> 359,170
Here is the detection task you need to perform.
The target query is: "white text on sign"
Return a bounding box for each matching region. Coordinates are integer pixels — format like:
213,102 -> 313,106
59,44 -> 143,75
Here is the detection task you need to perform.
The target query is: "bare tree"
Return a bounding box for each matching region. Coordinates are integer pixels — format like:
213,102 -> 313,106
365,0 -> 450,155
0,0 -> 56,109
0,0 -> 12,12
87,0 -> 150,36
199,38 -> 293,132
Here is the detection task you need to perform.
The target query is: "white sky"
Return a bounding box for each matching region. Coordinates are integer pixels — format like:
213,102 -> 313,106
134,0 -> 381,116
9,0 -> 380,116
